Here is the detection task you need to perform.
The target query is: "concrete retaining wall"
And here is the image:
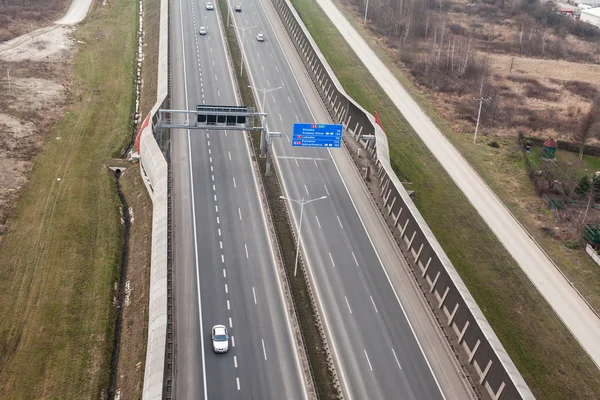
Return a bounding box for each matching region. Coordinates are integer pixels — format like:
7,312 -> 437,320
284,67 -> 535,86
270,0 -> 535,398
140,0 -> 170,395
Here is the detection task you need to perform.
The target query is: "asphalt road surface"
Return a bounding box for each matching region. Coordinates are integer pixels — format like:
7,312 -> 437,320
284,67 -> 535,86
227,0 -> 457,398
170,0 -> 309,398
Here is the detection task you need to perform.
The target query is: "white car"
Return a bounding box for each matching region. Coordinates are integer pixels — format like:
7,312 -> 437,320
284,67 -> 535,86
199,26 -> 207,35
212,325 -> 229,353
256,33 -> 265,42
206,1 -> 214,9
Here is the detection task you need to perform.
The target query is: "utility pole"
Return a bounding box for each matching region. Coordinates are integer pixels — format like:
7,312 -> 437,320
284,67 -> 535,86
473,77 -> 491,144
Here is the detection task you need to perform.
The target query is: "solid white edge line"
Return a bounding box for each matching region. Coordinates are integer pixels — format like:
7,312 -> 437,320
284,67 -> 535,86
244,42 -> 310,400
180,0 -> 208,397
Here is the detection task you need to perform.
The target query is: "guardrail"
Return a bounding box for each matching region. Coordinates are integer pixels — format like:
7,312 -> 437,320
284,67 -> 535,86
138,0 -> 170,395
269,0 -> 535,398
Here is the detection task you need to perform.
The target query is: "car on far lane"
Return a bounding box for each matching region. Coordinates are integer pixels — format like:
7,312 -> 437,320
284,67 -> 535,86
235,4 -> 242,11
212,324 -> 229,353
199,26 -> 207,35
256,33 -> 264,42
206,1 -> 214,9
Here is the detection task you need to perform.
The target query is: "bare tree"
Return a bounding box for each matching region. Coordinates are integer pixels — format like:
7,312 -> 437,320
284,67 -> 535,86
575,95 -> 600,161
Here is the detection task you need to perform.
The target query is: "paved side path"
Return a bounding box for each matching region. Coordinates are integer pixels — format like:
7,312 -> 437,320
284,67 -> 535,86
313,0 -> 600,369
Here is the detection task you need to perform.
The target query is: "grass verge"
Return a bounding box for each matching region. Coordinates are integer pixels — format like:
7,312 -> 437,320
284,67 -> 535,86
287,0 -> 600,398
219,2 -> 338,398
0,0 -> 138,397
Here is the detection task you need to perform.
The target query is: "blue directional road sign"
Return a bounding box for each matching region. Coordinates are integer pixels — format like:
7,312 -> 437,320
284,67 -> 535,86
292,123 -> 343,148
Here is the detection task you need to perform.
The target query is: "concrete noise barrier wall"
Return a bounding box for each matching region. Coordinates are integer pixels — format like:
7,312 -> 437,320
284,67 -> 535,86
270,0 -> 535,398
140,0 -> 170,395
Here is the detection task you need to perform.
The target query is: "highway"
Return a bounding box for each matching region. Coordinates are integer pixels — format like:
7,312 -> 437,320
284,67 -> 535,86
227,0 -> 468,398
170,0 -> 309,397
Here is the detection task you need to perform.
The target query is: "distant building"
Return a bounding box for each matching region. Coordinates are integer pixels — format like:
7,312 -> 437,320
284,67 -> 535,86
580,7 -> 600,27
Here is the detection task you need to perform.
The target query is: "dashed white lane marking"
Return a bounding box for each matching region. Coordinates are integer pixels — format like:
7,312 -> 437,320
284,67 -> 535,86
364,349 -> 373,371
234,355 -> 238,367
262,65 -> 265,71
229,317 -> 233,328
272,95 -> 276,104
225,283 -> 228,293
288,96 -> 291,103
314,159 -> 318,168
208,148 -> 211,155
282,80 -> 285,87
214,74 -> 218,81
392,348 -> 402,370
315,215 -> 321,229
238,208 -> 242,220
228,151 -> 232,160
262,339 -> 267,360
295,114 -> 299,121
304,184 -> 309,196
208,140 -> 211,146
295,158 -> 299,168
232,335 -> 236,347
267,80 -> 270,86
233,177 -> 237,188
352,252 -> 359,267
210,165 -> 213,172
236,377 -> 240,390
227,300 -> 230,310
210,157 -> 213,163
225,131 -> 227,137
206,132 -> 209,138
221,254 -> 225,263
278,114 -> 282,121
217,216 -> 220,224
218,90 -> 221,97
337,216 -> 344,229
210,47 -> 213,53
252,287 -> 257,304
212,60 -> 215,66
287,136 -> 290,142
223,268 -> 226,278
245,244 -> 249,258
329,252 -> 336,268
215,205 -> 218,213
323,185 -> 329,196
212,174 -> 215,182
213,184 -> 216,191
214,194 -> 217,201
370,296 -> 379,313
218,228 -> 222,236
270,52 -> 272,57
345,296 -> 353,314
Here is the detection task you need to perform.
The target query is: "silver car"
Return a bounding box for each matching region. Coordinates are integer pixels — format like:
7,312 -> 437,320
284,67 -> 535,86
199,26 -> 207,35
256,33 -> 265,42
212,325 -> 229,353
206,1 -> 214,9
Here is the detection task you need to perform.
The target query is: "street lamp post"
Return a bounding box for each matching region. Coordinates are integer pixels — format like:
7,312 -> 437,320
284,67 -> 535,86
248,85 -> 283,111
232,24 -> 257,76
364,0 -> 369,24
280,195 -> 328,277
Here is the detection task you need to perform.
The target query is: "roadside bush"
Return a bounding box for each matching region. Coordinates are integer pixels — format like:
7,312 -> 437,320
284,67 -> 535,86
562,80 -> 599,99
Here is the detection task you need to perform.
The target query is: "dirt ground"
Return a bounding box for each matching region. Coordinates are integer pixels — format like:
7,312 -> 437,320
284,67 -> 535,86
0,24 -> 74,238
